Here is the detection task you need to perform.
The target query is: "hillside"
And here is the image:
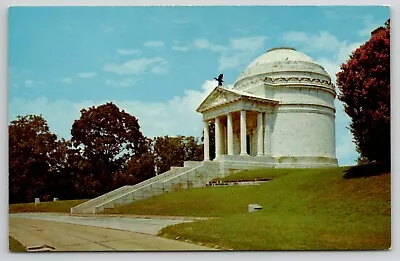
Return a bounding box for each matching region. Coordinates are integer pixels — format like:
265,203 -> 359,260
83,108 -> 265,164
107,166 -> 391,250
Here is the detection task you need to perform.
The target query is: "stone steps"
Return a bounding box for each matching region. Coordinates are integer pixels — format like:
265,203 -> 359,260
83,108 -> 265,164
71,161 -> 219,214
94,165 -> 207,213
70,185 -> 134,214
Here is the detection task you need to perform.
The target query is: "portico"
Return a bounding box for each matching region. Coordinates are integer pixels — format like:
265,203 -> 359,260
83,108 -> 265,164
197,87 -> 278,162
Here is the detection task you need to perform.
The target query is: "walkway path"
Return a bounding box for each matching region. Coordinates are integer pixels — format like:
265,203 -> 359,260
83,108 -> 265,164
9,213 -> 213,251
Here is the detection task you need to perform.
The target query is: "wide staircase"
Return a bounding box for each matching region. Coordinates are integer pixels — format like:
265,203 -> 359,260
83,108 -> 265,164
70,161 -> 221,214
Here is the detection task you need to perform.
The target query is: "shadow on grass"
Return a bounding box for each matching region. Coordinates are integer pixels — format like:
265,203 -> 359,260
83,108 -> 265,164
343,162 -> 390,179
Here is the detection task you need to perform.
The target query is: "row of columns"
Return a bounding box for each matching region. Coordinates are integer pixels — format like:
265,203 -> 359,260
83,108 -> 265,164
203,111 -> 271,161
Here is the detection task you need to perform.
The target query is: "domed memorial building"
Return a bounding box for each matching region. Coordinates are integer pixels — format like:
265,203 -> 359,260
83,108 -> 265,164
197,47 -> 338,169
70,47 -> 340,214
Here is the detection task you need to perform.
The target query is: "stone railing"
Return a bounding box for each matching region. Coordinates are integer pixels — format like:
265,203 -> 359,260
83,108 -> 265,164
92,164 -> 205,213
71,165 -> 194,214
71,185 -> 133,214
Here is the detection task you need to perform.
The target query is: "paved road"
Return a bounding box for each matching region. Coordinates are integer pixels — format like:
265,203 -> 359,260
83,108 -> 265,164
9,213 -> 196,235
9,213 -> 213,251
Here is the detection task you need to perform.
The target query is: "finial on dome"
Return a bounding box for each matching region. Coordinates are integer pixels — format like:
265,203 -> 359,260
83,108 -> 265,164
267,47 -> 296,52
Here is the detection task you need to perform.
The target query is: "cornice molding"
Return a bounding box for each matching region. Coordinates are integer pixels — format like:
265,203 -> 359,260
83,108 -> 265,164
234,76 -> 336,94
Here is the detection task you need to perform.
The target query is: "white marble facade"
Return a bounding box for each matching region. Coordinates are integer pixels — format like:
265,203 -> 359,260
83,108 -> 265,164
196,47 -> 338,169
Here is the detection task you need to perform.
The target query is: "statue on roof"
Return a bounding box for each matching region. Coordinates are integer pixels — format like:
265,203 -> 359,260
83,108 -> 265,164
214,73 -> 224,86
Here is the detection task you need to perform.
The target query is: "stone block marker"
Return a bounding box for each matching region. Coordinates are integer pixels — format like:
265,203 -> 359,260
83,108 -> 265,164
34,198 -> 40,206
248,204 -> 262,213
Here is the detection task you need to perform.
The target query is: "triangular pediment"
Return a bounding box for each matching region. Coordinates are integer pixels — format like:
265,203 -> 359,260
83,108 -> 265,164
196,87 -> 241,112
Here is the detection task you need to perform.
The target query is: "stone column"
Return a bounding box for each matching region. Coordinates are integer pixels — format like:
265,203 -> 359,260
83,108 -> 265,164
227,112 -> 234,155
264,113 -> 271,155
257,112 -> 264,156
215,117 -> 221,158
240,110 -> 248,155
203,121 -> 210,161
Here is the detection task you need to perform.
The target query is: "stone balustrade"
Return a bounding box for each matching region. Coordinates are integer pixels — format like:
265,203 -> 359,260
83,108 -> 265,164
71,162 -> 220,214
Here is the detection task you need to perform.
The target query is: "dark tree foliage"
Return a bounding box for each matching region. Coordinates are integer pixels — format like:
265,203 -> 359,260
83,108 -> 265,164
9,108 -> 206,202
59,143 -> 99,199
336,19 -> 390,165
154,136 -> 203,174
71,102 -> 146,193
113,138 -> 156,188
9,115 -> 64,203
183,136 -> 204,162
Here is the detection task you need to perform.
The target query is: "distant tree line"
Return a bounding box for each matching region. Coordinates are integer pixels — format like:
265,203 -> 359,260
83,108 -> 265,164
9,102 -> 203,203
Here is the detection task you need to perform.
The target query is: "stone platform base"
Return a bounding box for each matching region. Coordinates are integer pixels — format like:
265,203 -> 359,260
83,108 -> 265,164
212,155 -> 338,174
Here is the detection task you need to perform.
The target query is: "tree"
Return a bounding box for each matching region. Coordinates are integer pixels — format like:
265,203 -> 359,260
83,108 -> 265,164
55,141 -> 95,199
153,135 -> 203,174
182,136 -> 204,162
336,19 -> 390,165
71,102 -> 146,193
154,136 -> 184,174
113,138 -> 156,188
9,115 -> 64,203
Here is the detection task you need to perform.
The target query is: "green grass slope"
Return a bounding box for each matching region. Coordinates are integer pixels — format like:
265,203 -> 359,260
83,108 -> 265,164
9,199 -> 87,213
108,167 -> 390,250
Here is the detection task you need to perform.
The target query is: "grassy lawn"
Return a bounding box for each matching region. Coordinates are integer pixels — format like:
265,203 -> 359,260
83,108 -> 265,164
107,167 -> 391,250
215,167 -> 293,182
9,236 -> 26,252
9,199 -> 87,213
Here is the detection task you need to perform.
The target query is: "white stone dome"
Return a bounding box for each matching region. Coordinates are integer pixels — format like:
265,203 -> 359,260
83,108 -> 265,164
234,47 -> 331,89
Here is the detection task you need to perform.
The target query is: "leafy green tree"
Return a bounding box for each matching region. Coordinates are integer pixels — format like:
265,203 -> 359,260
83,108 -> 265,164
71,102 -> 146,193
182,136 -> 204,162
153,135 -> 203,174
154,136 -> 184,174
113,138 -> 156,188
336,19 -> 390,165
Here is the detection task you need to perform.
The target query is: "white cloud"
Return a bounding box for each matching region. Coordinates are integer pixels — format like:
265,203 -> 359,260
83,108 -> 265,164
58,77 -> 72,84
77,72 -> 97,79
172,45 -> 191,52
23,79 -> 45,87
151,65 -> 168,75
9,97 -> 95,139
282,31 -> 308,42
230,36 -> 266,51
105,78 -> 136,87
172,36 -> 267,71
24,80 -> 34,87
116,49 -> 141,56
218,54 -> 247,71
144,41 -> 165,48
103,57 -> 168,75
193,39 -> 226,52
9,80 -> 218,140
218,36 -> 267,70
358,15 -> 385,37
282,31 -> 343,53
337,42 -> 363,62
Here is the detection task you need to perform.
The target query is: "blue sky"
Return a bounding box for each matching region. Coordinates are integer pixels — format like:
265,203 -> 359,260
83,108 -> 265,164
8,6 -> 389,166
